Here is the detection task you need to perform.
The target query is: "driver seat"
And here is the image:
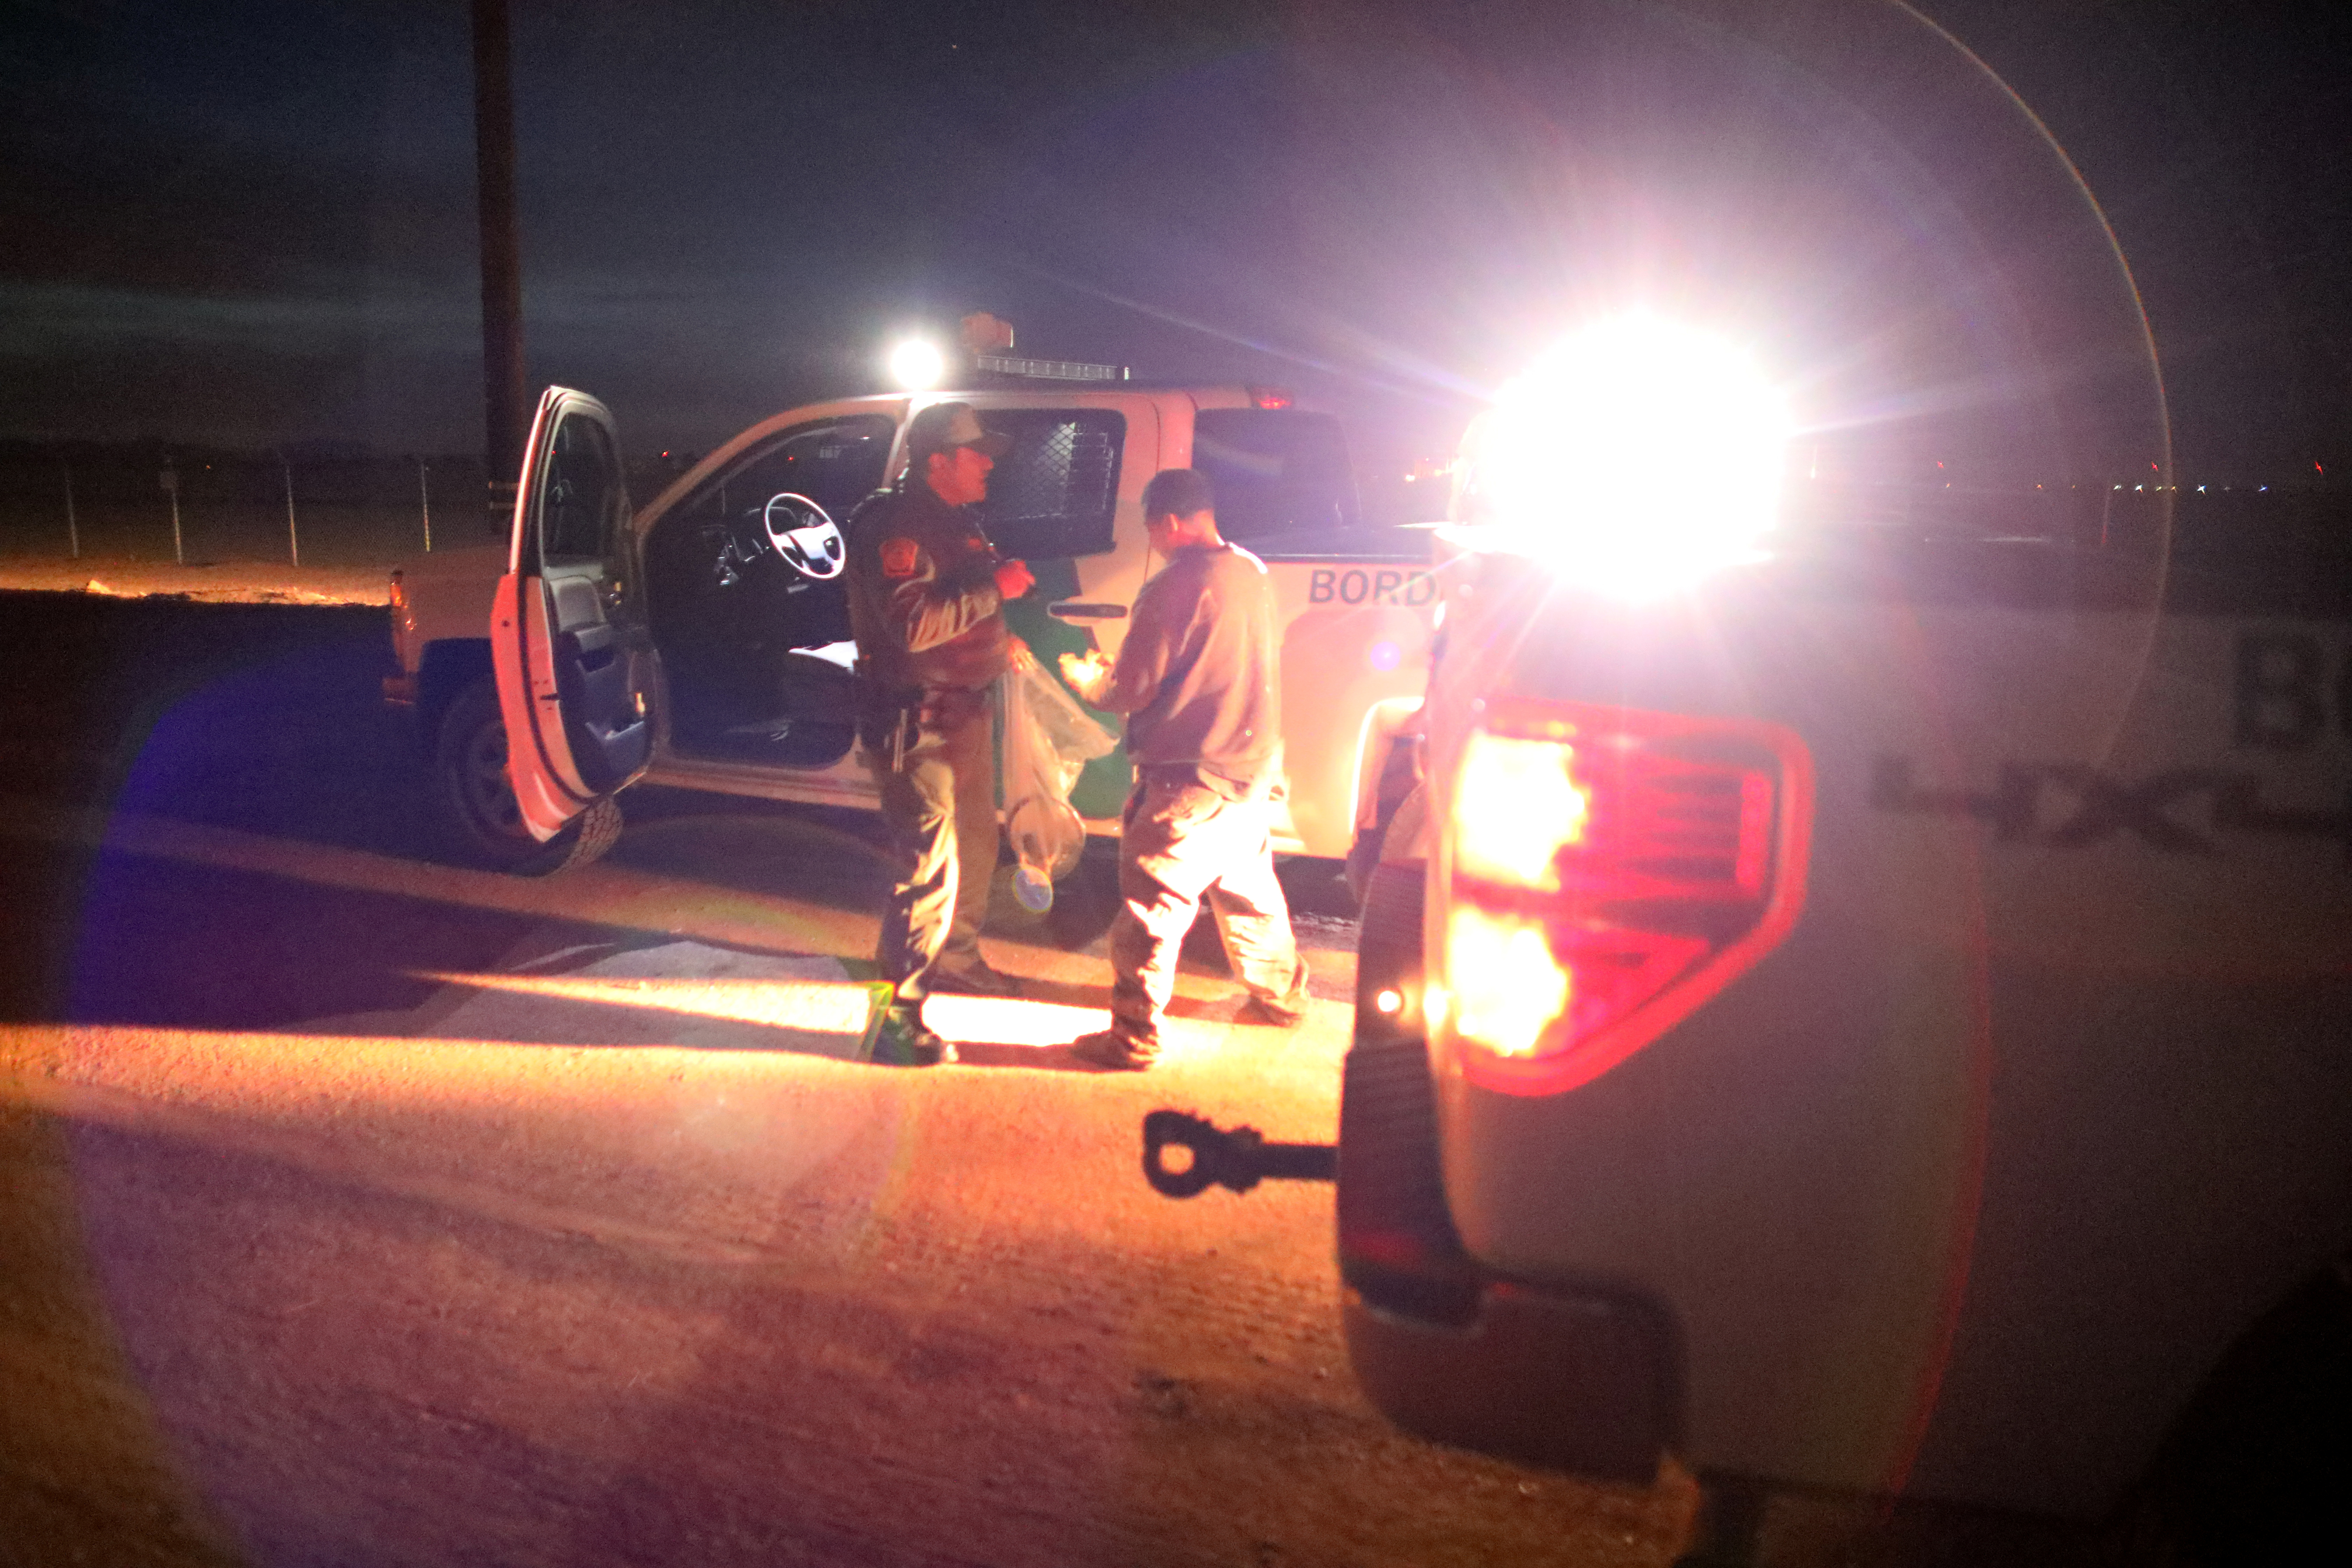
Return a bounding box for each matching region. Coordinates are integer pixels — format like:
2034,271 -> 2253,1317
678,642 -> 860,768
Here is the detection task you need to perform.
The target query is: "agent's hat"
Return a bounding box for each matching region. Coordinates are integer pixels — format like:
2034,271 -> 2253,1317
906,401 -> 1010,463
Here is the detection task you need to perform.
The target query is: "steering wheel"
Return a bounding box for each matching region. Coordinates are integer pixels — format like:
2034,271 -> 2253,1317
761,492 -> 846,580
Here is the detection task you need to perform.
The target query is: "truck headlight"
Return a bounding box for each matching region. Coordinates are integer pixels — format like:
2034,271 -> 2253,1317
1463,315 -> 1791,598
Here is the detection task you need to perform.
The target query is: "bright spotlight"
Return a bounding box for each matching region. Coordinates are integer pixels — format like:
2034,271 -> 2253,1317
1461,315 -> 1792,597
888,339 -> 947,391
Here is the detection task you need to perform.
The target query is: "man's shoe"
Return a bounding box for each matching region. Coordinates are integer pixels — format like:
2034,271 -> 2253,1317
927,957 -> 1024,998
1069,1030 -> 1158,1071
1238,962 -> 1311,1027
1238,993 -> 1308,1028
869,1011 -> 955,1067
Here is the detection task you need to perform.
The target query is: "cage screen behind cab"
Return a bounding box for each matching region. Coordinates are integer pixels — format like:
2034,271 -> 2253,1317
974,409 -> 1125,560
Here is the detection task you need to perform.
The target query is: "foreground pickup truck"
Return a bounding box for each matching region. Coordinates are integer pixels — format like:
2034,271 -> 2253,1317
1340,494 -> 2351,1558
385,380 -> 1434,883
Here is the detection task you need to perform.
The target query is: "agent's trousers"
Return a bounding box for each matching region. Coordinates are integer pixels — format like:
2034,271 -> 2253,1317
1108,770 -> 1305,1045
866,707 -> 997,1009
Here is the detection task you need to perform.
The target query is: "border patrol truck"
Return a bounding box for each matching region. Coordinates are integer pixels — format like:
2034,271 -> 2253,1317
384,380 -> 1435,892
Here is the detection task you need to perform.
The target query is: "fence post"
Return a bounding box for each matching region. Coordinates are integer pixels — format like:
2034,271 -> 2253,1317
280,449 -> 300,567
419,456 -> 433,552
61,453 -> 79,560
162,455 -> 184,565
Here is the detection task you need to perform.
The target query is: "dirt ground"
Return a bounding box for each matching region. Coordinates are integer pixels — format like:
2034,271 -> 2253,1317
0,573 -> 2110,1567
0,578 -> 1707,1566
0,553 -> 392,607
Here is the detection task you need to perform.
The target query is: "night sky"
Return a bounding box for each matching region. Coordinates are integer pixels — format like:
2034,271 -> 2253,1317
2,0 -> 2345,485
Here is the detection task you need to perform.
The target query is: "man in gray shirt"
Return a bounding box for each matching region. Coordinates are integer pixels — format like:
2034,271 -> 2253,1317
1058,468 -> 1308,1070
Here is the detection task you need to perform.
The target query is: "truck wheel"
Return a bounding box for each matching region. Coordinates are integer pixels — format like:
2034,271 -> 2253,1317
428,678 -> 621,875
2108,1262 -> 2352,1566
1044,839 -> 1122,950
1345,746 -> 1425,911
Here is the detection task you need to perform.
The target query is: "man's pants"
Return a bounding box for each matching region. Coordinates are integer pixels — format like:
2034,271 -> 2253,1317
1109,772 -> 1305,1046
866,709 -> 997,1008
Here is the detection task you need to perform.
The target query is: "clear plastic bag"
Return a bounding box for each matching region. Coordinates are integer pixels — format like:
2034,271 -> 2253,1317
1000,649 -> 1119,911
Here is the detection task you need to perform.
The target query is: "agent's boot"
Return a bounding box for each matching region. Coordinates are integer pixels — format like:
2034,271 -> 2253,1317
1069,1029 -> 1159,1072
868,1007 -> 956,1067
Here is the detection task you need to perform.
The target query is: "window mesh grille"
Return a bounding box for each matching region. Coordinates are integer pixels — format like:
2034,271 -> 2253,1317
974,410 -> 1124,559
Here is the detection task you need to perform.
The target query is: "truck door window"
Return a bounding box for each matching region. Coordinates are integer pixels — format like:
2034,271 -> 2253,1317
679,414 -> 897,533
646,413 -> 895,667
973,409 -> 1126,560
1192,408 -> 1359,543
538,414 -> 626,567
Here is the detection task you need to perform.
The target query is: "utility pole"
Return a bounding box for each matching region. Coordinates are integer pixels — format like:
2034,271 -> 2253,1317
472,0 -> 528,531
280,449 -> 300,566
161,454 -> 184,565
419,456 -> 434,552
61,452 -> 78,559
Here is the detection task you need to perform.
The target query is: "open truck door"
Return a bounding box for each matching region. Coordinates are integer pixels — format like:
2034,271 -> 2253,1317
490,387 -> 656,851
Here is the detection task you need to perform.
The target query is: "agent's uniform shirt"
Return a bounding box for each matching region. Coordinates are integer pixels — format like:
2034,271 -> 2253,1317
844,483 -> 1010,696
1092,541 -> 1282,800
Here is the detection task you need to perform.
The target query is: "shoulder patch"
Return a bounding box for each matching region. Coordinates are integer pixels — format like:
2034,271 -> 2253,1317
880,537 -> 920,578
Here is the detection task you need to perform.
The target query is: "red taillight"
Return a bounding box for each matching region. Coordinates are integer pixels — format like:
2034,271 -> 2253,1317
387,569 -> 411,666
1435,699 -> 1812,1096
1248,385 -> 1295,409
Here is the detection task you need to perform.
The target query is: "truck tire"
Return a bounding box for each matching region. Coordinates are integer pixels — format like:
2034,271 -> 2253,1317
2108,1261 -> 2352,1566
427,677 -> 621,876
1344,735 -> 1424,910
1044,838 -> 1122,950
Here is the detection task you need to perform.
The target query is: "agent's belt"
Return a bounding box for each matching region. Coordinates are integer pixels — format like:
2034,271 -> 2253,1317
863,684 -> 987,726
859,683 -> 990,772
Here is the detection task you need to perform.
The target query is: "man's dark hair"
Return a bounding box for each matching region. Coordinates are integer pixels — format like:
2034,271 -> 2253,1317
1141,467 -> 1215,520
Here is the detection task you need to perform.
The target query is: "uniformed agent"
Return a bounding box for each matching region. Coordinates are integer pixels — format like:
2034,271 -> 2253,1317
845,401 -> 1036,1066
1057,468 -> 1308,1070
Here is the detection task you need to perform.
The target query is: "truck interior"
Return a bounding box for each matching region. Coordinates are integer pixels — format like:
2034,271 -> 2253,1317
641,405 -> 1132,770
638,398 -> 1375,772
642,413 -> 893,768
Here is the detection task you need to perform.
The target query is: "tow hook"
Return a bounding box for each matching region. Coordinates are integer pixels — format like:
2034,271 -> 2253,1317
1141,1110 -> 1336,1198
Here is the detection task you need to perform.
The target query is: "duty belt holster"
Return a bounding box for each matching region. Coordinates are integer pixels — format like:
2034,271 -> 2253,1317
859,683 -> 987,773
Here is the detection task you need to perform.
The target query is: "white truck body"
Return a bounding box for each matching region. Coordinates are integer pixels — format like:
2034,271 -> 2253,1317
1339,522 -> 2351,1541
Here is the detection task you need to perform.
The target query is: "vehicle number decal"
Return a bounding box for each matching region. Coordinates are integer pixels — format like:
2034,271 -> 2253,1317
1307,567 -> 1438,606
1870,756 -> 2350,862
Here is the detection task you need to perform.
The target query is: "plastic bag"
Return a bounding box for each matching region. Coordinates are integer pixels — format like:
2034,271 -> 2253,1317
1000,649 -> 1119,911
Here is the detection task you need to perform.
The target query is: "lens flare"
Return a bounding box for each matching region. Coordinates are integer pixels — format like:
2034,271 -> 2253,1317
888,339 -> 947,390
1463,314 -> 1791,597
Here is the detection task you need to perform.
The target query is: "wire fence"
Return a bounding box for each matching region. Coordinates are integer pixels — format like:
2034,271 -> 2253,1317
3,439 -> 2342,580
0,442 -> 686,569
